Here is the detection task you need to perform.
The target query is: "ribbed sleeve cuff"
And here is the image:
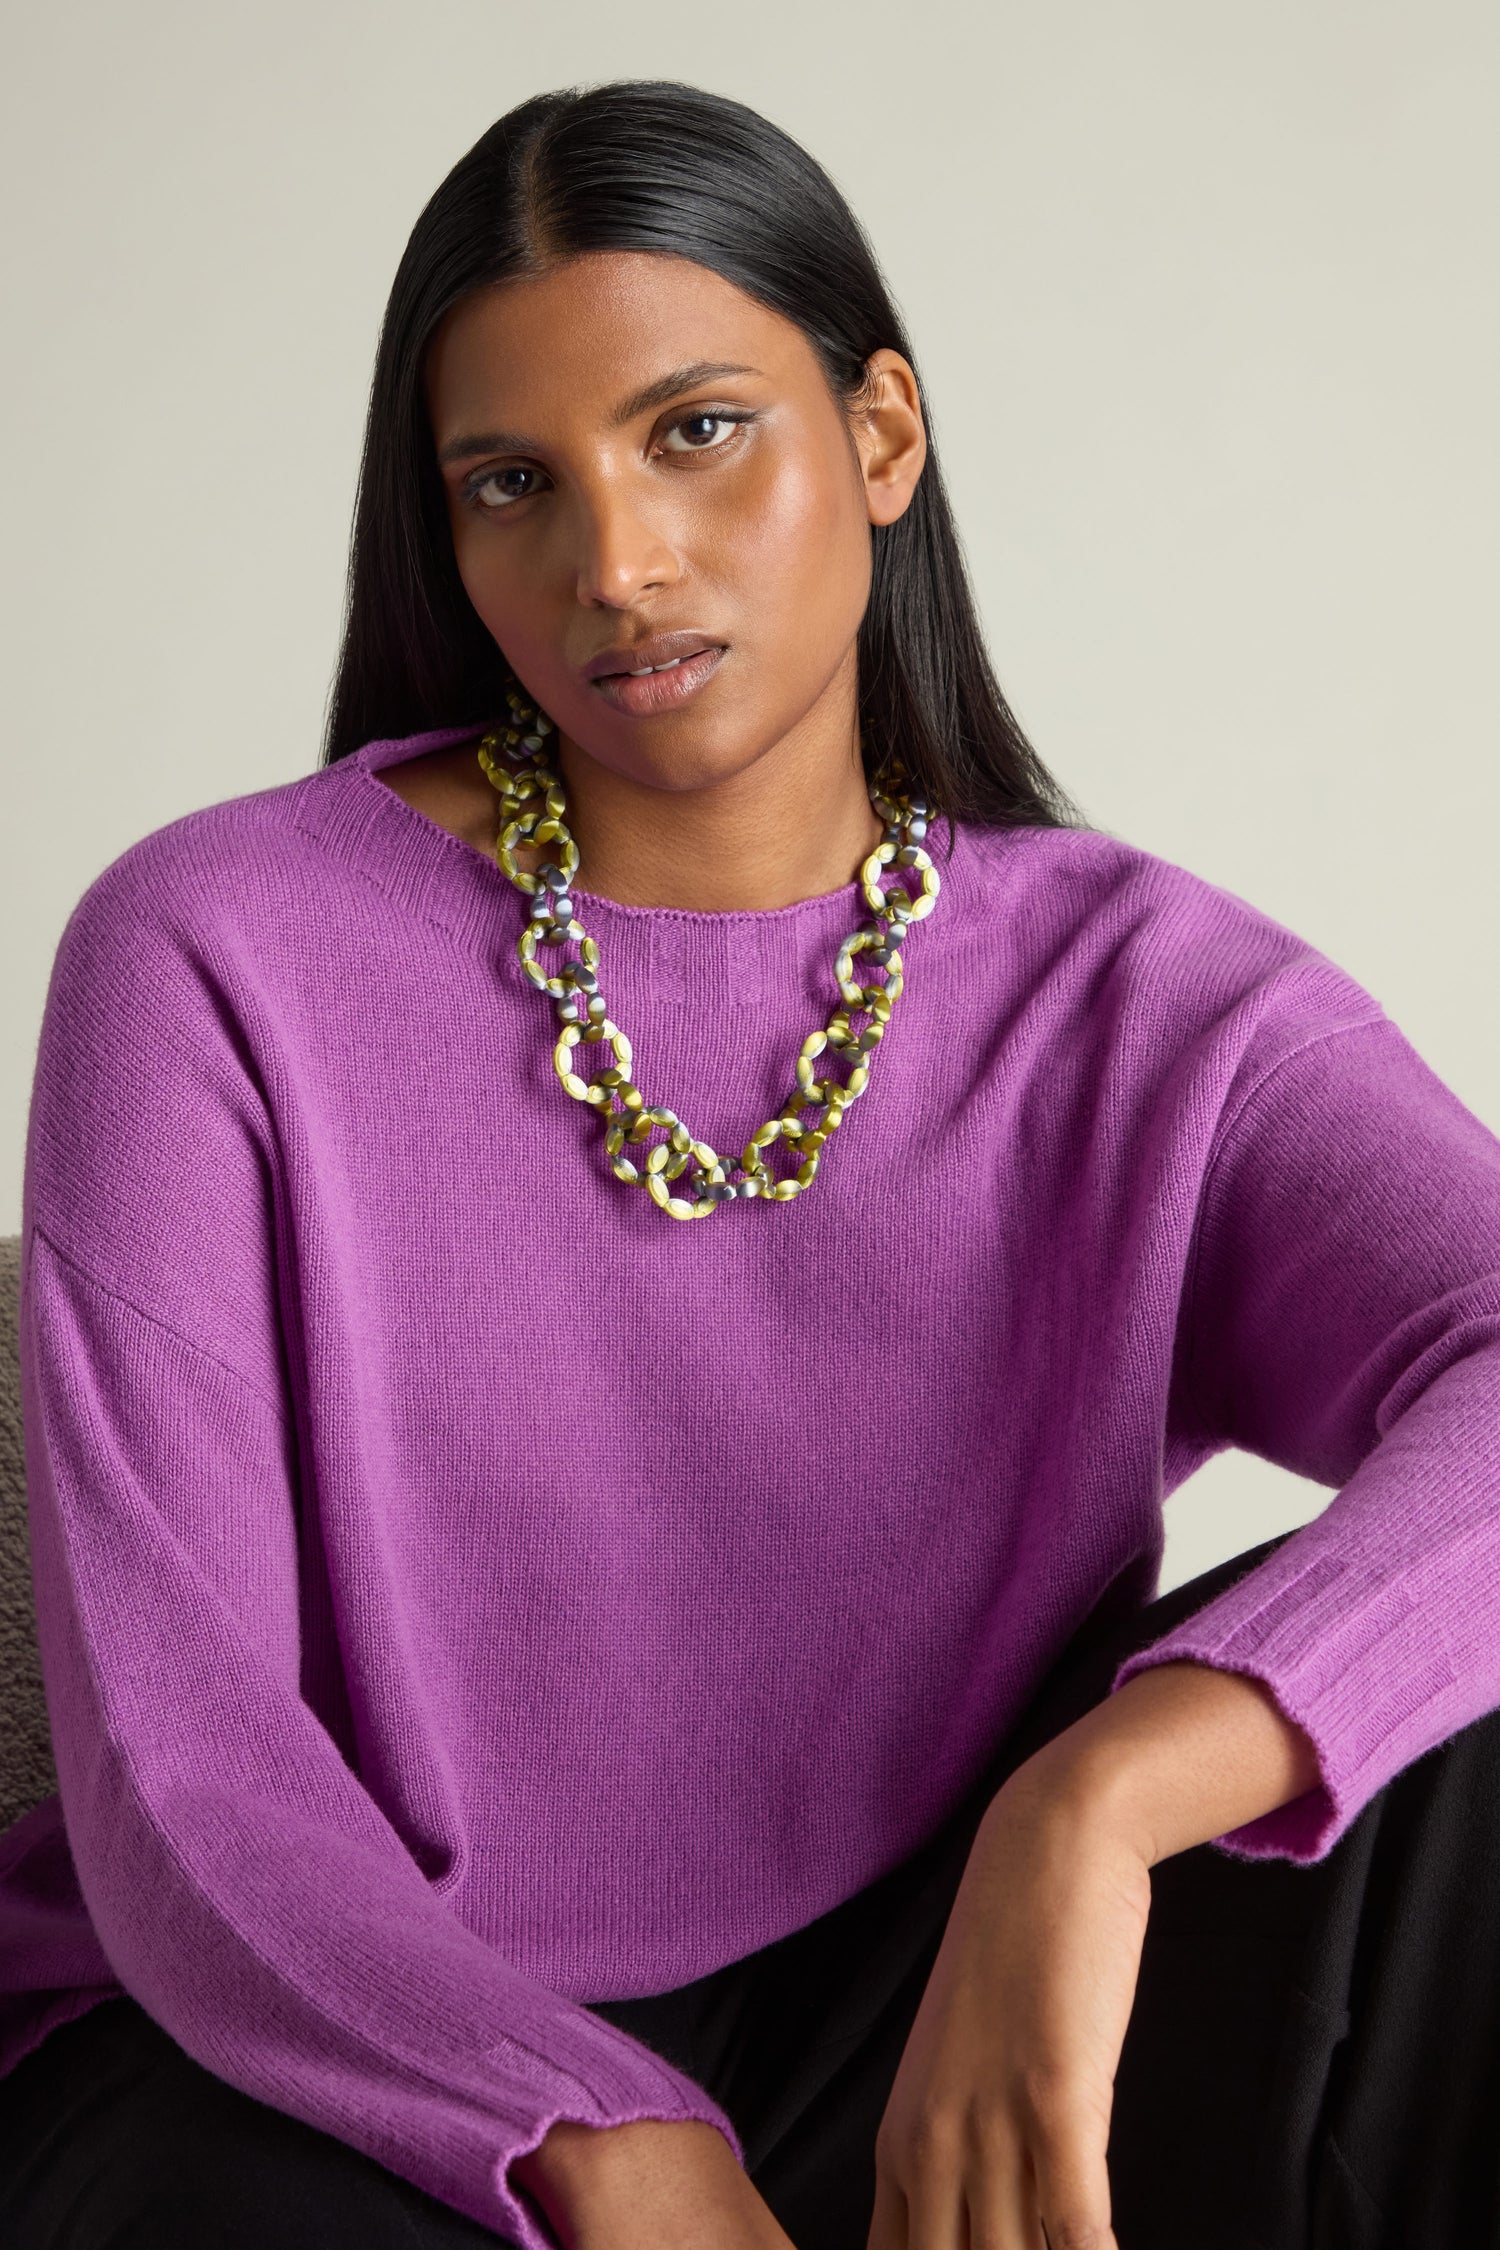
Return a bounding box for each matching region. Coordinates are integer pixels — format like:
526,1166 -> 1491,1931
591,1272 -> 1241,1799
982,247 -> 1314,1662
489,2007 -> 745,2250
1109,1539 -> 1459,1864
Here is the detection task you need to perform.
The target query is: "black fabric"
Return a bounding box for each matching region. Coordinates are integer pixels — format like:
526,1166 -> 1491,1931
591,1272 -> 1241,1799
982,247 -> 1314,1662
0,1992 -> 506,2247
4,1530 -> 1498,2248
595,1528 -> 1500,2249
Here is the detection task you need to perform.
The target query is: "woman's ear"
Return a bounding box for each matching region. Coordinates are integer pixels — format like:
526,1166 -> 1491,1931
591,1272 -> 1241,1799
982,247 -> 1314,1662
853,349 -> 928,527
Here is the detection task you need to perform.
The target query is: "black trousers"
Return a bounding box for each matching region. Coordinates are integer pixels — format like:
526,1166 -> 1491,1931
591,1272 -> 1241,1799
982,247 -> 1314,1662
3,1530 -> 1498,2249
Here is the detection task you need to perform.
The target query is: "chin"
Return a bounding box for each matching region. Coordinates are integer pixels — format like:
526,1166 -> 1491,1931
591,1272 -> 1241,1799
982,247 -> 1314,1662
570,711 -> 781,798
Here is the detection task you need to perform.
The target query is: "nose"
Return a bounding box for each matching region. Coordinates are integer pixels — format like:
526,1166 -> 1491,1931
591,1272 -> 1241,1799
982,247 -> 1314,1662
570,475 -> 681,610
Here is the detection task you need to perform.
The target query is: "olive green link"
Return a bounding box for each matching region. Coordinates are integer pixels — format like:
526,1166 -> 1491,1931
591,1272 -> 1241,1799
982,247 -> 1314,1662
497,814 -> 580,894
477,704 -> 940,1219
519,925 -> 600,996
554,1021 -> 631,1102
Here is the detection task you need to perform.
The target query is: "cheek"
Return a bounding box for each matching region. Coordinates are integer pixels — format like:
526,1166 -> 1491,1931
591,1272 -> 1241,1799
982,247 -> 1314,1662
709,443 -> 869,639
447,511 -> 570,697
450,509 -> 529,627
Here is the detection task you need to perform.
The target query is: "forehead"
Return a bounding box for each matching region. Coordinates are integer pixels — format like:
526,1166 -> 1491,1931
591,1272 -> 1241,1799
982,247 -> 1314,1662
424,250 -> 818,433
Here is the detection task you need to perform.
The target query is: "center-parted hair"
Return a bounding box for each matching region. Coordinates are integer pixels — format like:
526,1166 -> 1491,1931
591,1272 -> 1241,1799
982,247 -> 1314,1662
324,78 -> 1075,830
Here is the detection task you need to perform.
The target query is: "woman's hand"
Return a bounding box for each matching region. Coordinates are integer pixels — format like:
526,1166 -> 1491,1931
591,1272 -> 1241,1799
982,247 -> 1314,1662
512,2114 -> 797,2250
868,1763 -> 1150,2250
868,1659 -> 1324,2249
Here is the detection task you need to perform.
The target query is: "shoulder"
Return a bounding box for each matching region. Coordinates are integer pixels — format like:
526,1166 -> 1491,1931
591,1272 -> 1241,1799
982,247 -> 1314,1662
57,723 -> 489,977
57,763 -> 346,963
953,818 -> 1297,959
31,762 -> 372,1175
24,767 -> 346,1365
947,819 -> 1386,1065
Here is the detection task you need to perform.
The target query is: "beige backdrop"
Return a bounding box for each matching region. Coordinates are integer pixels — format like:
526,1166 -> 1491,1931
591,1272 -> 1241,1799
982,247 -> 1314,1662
3,0 -> 1496,1589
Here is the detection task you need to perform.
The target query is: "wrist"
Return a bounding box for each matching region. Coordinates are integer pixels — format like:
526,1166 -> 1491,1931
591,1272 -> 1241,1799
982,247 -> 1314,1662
513,2116 -> 727,2223
988,1733 -> 1159,1866
993,1659 -> 1323,1867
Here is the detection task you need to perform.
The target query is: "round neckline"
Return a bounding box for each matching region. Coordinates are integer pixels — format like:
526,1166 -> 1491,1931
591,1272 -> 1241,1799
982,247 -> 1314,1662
345,721 -> 962,928
571,874 -> 865,926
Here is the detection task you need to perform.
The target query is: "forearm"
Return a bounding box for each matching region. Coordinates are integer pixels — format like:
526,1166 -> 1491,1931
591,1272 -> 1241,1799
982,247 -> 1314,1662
1002,1657 -> 1324,1866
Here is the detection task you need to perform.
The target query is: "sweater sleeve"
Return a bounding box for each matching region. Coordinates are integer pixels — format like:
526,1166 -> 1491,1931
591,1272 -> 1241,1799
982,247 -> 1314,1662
1113,1014 -> 1500,1864
18,868 -> 743,2249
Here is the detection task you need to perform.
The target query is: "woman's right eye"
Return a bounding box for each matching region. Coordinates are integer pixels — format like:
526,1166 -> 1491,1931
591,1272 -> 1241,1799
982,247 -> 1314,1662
468,466 -> 546,510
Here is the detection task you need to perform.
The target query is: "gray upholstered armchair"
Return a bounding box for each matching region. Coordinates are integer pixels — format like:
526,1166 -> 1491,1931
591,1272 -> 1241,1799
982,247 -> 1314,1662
0,1235 -> 59,1834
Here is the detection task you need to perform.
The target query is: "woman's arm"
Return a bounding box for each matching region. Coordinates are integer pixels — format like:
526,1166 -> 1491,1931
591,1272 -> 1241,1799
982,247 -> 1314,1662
510,1666 -> 1314,2250
869,1009 -> 1500,2248
1112,1012 -> 1500,1864
1031,1655 -> 1324,1865
20,864 -> 743,2250
864,1661 -> 1320,2250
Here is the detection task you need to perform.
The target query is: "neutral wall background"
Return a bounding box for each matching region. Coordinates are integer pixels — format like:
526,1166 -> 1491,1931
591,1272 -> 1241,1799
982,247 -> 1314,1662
3,0 -> 1496,1589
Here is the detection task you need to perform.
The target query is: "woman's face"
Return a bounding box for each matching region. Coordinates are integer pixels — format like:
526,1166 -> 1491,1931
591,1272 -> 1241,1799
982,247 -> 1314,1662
424,251 -> 926,797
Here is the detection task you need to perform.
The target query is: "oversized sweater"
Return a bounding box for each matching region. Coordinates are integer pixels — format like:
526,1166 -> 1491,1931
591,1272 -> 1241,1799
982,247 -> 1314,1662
4,721 -> 1500,2247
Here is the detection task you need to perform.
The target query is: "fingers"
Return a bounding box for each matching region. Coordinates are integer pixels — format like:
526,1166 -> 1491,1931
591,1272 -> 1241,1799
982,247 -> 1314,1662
866,2167 -> 908,2250
899,2128 -> 970,2250
958,2114 -> 1044,2249
965,2090 -> 1117,2250
871,2099 -> 1118,2250
1021,2074 -> 1118,2250
869,2109 -> 974,2250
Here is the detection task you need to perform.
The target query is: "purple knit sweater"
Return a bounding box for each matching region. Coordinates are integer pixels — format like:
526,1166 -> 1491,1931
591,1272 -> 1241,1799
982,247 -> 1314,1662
5,722 -> 1500,2244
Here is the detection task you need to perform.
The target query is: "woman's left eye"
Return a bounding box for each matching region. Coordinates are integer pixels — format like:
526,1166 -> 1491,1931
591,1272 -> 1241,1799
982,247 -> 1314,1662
661,413 -> 742,453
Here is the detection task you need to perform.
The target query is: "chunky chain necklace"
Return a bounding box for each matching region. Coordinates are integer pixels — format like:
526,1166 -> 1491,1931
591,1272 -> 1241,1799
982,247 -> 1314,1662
477,686 -> 941,1220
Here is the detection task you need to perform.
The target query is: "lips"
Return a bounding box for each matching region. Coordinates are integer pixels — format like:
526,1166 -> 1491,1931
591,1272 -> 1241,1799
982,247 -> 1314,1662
585,631 -> 728,718
584,630 -> 726,682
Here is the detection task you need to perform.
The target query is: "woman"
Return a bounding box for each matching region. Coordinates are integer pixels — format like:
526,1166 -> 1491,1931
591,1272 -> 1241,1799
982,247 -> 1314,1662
2,76 -> 1499,2250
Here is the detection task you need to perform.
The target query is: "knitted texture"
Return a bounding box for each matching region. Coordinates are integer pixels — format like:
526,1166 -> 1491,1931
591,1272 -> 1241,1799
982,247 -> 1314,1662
0,1235 -> 57,1831
5,722 -> 1500,2247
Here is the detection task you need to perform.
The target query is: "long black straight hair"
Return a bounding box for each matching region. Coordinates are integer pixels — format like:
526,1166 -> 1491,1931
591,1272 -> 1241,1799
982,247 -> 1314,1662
323,79 -> 1076,830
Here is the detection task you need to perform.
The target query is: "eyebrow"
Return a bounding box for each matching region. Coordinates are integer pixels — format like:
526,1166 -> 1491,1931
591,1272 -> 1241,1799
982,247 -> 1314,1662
435,361 -> 763,466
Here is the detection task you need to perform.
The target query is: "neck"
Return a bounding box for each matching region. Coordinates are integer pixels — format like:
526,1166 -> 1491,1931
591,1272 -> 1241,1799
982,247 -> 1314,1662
372,656 -> 886,911
559,672 -> 883,915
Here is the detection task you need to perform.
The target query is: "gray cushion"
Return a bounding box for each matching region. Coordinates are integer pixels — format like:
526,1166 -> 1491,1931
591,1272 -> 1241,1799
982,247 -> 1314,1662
0,1234 -> 58,1833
